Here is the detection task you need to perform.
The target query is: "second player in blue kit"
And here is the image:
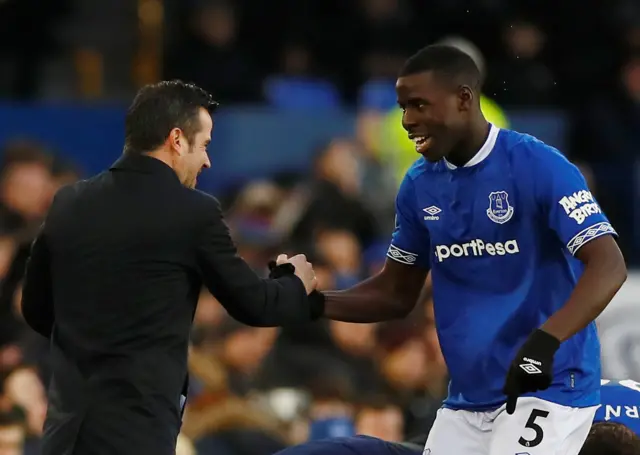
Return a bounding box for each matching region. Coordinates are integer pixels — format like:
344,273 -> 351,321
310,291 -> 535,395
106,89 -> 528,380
301,44 -> 628,455
596,379 -> 640,435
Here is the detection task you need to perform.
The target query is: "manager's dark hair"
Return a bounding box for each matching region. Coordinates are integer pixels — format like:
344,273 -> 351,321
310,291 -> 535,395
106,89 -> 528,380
399,44 -> 482,91
579,422 -> 640,455
124,80 -> 219,155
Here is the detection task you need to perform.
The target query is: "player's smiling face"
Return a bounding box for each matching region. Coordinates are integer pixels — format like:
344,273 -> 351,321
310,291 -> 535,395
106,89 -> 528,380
396,71 -> 471,162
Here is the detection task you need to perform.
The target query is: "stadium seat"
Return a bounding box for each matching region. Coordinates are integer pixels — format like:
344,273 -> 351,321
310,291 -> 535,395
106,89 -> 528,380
358,79 -> 397,111
264,76 -> 341,110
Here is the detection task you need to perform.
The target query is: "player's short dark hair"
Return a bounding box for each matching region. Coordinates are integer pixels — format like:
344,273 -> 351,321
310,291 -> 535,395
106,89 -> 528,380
124,80 -> 219,155
399,44 -> 482,90
579,422 -> 640,455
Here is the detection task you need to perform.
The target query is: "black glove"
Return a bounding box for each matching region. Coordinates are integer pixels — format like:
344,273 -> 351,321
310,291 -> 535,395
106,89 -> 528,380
502,329 -> 560,415
268,261 -> 325,320
268,260 -> 295,278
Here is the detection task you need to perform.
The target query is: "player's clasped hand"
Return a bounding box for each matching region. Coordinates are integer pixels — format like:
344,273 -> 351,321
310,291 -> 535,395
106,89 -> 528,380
273,254 -> 318,294
502,329 -> 561,415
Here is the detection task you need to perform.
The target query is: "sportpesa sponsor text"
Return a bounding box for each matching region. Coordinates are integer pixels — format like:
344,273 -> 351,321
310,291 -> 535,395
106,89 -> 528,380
435,239 -> 520,263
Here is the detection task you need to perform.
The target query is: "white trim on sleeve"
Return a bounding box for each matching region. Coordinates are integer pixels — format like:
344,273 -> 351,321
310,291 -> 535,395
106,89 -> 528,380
566,222 -> 617,256
387,244 -> 418,265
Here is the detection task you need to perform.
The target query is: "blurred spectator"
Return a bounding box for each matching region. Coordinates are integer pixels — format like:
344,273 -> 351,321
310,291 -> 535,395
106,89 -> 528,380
0,0 -> 70,99
306,377 -> 356,441
576,55 -> 640,163
168,0 -> 262,103
0,407 -> 27,455
290,139 -> 379,248
191,289 -> 226,348
182,344 -> 289,455
376,322 -> 428,394
354,396 -> 404,442
176,434 -> 197,455
2,367 -> 46,439
485,18 -> 557,106
218,320 -> 279,396
279,44 -> 314,78
314,229 -> 362,289
0,141 -> 53,232
226,180 -> 286,272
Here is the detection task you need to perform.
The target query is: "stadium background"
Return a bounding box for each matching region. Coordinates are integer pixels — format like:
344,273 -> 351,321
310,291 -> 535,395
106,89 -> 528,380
0,0 -> 639,453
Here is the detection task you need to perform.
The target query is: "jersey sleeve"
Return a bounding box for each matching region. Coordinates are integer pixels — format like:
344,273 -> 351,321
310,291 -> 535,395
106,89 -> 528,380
387,174 -> 431,269
536,148 -> 617,256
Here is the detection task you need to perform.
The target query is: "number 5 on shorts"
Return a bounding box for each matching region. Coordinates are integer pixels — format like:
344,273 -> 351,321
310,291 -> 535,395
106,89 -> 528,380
518,409 -> 549,448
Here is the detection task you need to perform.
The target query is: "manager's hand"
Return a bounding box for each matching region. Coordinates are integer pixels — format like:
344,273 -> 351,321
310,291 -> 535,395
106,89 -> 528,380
276,254 -> 317,294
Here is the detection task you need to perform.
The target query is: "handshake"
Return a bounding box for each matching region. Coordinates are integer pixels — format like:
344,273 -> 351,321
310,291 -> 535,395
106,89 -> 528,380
269,253 -> 325,319
269,254 -> 318,294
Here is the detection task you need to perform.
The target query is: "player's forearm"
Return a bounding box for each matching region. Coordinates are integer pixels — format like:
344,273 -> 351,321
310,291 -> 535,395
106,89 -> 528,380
322,274 -> 415,323
541,245 -> 627,342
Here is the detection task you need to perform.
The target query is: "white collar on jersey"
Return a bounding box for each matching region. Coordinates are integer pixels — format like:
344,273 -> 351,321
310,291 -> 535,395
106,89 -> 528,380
443,123 -> 500,170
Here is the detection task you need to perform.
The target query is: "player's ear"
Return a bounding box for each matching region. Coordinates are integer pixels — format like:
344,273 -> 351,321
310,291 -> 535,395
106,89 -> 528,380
458,86 -> 473,112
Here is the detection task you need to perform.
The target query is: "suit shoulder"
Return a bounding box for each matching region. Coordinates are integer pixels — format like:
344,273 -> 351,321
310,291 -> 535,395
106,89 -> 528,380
51,177 -> 94,205
183,188 -> 221,210
179,188 -> 224,227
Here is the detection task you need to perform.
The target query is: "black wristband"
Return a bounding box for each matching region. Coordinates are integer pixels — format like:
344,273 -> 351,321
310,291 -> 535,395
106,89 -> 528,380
530,329 -> 561,353
308,290 -> 325,320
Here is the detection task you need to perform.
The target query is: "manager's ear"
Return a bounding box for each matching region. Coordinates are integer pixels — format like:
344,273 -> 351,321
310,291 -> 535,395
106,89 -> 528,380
168,127 -> 188,156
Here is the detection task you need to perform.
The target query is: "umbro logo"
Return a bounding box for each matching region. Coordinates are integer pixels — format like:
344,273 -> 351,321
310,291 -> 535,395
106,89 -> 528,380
423,205 -> 441,220
519,363 -> 542,374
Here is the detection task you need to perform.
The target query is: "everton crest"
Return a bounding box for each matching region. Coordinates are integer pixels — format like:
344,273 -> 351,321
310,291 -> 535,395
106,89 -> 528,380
487,191 -> 514,224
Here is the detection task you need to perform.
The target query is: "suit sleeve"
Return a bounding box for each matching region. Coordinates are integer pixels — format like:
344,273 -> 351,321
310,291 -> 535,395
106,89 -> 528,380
21,225 -> 54,338
535,147 -> 617,256
196,198 -> 315,327
387,174 -> 431,269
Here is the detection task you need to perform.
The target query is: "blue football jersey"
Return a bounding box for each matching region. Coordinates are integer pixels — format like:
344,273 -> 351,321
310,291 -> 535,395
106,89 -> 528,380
387,124 -> 617,410
595,379 -> 640,435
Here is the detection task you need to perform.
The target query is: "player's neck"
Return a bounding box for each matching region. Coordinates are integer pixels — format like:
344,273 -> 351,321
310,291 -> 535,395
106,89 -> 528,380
447,119 -> 491,168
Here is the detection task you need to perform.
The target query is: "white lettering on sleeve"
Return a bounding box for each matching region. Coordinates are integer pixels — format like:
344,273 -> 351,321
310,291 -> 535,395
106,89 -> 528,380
558,190 -> 602,225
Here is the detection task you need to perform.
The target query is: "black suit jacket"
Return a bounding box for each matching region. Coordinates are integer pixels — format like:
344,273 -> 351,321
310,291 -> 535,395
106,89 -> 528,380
21,154 -> 316,455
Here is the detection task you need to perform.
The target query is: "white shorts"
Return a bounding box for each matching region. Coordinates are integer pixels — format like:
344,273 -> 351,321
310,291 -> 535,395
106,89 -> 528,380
423,397 -> 597,455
